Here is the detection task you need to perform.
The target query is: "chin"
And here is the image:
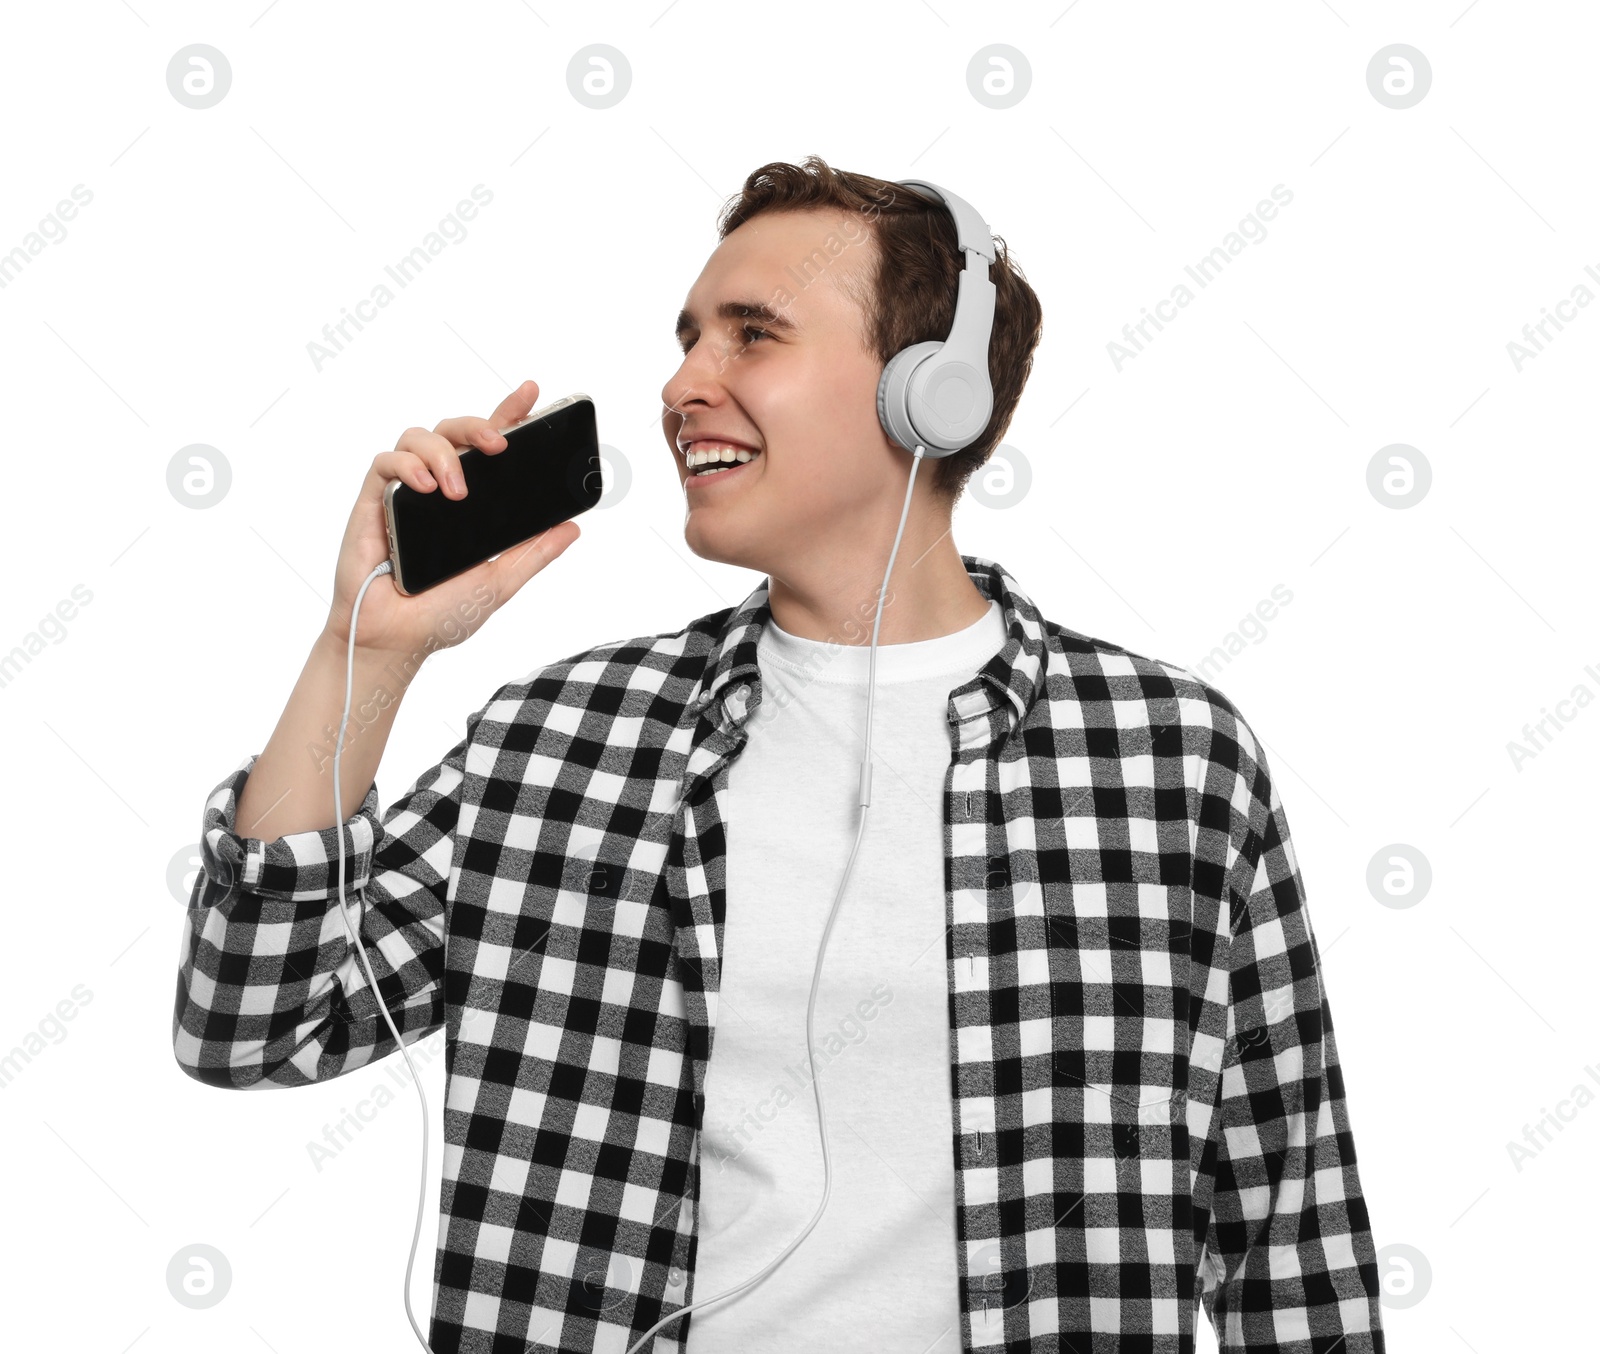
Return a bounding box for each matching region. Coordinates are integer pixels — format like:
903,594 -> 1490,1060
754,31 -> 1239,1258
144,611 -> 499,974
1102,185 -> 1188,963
683,534 -> 745,571
681,517 -> 769,575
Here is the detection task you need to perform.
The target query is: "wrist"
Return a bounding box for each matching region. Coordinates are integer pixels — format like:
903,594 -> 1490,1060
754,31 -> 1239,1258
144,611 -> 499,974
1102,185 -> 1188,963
316,625 -> 418,676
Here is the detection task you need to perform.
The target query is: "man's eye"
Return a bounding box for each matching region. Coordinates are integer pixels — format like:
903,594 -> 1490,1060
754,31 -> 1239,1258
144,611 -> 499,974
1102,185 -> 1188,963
678,326 -> 770,356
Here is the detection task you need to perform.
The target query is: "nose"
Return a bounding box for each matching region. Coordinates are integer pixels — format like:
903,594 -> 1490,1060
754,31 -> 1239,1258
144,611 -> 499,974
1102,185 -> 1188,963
661,356 -> 724,446
663,354 -> 712,420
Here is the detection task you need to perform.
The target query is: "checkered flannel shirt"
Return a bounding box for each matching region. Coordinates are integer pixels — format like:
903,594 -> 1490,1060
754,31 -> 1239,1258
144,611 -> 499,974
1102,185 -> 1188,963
173,552 -> 1387,1353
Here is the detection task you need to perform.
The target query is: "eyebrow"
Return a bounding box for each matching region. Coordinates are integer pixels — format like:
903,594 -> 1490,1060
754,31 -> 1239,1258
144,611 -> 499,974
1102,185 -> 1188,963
674,299 -> 799,347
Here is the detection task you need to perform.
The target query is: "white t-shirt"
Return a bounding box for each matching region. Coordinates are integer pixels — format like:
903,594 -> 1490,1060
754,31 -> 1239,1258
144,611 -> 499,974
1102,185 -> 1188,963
685,597 -> 1009,1353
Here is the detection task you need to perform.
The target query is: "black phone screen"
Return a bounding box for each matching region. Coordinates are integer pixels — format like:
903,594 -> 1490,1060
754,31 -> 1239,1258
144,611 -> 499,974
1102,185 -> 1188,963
387,396 -> 601,594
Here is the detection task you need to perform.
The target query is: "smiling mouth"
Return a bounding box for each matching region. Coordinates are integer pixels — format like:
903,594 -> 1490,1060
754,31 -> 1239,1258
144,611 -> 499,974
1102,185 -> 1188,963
686,453 -> 759,487
686,447 -> 761,479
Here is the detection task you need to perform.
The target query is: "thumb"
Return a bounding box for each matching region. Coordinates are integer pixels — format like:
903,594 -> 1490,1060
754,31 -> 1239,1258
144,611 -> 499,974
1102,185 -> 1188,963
485,519 -> 581,606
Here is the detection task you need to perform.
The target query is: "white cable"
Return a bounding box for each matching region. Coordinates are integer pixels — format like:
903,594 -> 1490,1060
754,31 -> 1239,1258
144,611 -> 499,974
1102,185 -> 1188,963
346,443 -> 928,1349
623,444 -> 928,1354
333,558 -> 437,1353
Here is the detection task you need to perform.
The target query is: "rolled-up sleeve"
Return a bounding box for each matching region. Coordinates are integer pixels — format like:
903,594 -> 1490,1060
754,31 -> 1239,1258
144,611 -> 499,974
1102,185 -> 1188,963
1198,731 -> 1387,1352
172,692 -> 496,1089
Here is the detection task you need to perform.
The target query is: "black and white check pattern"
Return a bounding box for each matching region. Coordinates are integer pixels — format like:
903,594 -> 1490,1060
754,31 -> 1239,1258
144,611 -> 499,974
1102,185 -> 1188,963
174,553 -> 1386,1353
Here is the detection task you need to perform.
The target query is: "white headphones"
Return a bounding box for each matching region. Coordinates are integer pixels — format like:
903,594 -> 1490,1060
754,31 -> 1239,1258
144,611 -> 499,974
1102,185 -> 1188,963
875,178 -> 999,459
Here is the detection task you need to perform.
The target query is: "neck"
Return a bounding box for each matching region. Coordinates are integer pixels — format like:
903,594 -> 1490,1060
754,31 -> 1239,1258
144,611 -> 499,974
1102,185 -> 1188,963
765,523 -> 988,645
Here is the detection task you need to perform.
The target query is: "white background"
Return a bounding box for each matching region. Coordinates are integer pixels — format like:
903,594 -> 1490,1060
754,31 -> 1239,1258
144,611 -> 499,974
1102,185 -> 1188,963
0,1 -> 1591,1350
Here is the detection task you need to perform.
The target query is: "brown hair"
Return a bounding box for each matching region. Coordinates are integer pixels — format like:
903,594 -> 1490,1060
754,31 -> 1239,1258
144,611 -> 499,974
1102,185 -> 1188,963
713,155 -> 1044,508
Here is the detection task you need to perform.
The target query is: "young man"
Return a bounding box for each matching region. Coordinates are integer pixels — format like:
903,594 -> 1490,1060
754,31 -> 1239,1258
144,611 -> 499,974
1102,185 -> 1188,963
174,158 -> 1387,1353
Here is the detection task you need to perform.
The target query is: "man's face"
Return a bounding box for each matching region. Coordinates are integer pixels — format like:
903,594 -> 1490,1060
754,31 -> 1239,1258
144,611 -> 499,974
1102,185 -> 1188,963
660,207 -> 913,575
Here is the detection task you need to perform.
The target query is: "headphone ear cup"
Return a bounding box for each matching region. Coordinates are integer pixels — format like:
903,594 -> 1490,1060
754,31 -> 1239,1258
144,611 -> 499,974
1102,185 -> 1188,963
877,341 -> 946,455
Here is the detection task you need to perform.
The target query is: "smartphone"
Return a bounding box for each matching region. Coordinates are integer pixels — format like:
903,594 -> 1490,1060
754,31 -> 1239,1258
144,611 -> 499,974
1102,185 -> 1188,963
382,393 -> 601,596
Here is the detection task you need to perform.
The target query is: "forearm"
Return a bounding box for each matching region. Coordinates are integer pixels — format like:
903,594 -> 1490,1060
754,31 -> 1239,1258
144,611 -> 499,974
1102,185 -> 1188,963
235,628 -> 422,838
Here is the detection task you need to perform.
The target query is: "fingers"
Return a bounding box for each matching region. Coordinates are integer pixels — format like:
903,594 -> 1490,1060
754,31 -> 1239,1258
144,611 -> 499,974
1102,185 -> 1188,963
488,379 -> 540,432
371,447 -> 447,498
431,380 -> 539,447
389,424 -> 482,498
380,382 -> 540,502
430,416 -> 505,454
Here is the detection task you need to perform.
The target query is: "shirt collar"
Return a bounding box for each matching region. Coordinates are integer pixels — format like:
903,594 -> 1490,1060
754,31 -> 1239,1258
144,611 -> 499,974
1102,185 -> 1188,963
689,553 -> 1050,735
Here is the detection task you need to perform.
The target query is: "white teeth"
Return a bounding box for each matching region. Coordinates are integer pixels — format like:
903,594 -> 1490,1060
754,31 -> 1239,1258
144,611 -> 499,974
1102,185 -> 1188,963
686,443 -> 757,467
